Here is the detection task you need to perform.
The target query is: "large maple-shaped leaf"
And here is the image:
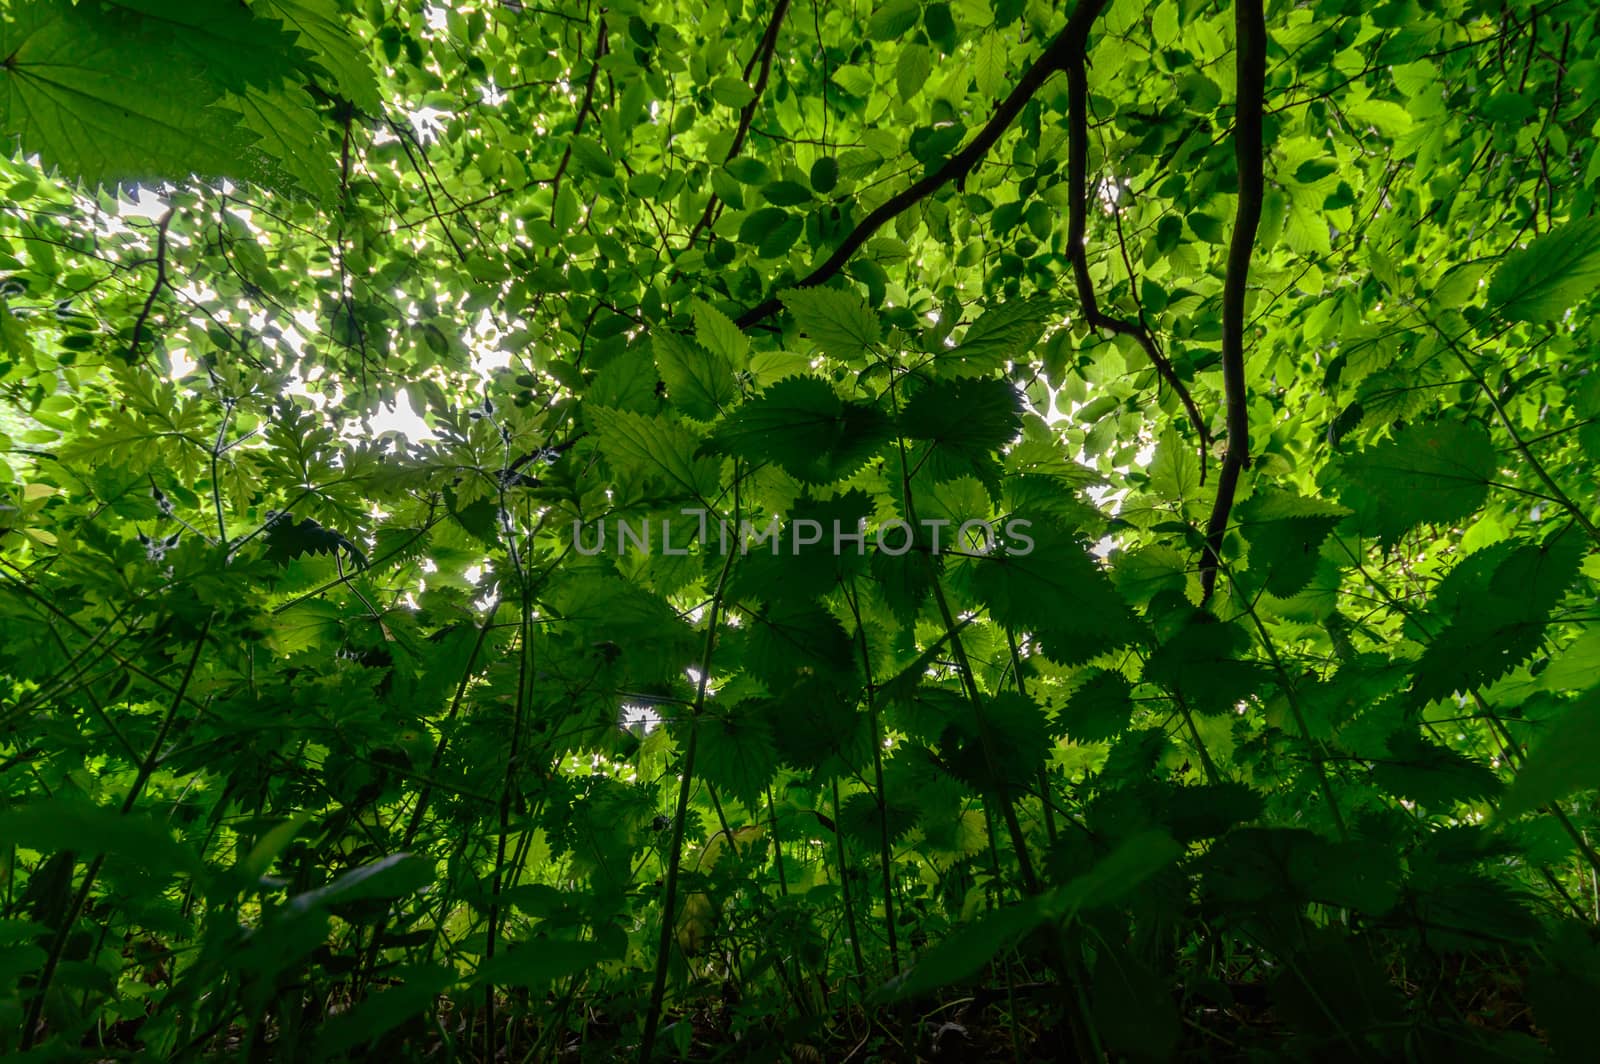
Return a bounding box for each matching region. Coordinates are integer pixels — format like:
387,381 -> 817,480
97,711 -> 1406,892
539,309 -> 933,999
262,0 -> 382,112
110,0 -> 308,94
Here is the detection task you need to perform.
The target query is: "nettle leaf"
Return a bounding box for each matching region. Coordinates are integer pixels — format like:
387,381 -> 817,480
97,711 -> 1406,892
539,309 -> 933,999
938,691 -> 1051,793
972,524 -> 1140,666
1143,614 -> 1268,716
589,406 -> 721,500
691,299 -> 749,366
114,0 -> 309,95
0,0 -> 256,187
1488,216 -> 1600,323
263,0 -> 381,111
706,375 -> 890,483
1371,730 -> 1502,808
0,799 -> 204,877
739,597 -> 856,683
1333,419 -> 1495,548
473,939 -> 615,989
695,704 -> 779,808
653,332 -> 736,420
1059,669 -> 1136,742
936,297 -> 1055,377
1500,690 -> 1600,819
1410,526 -> 1584,703
1237,490 -> 1351,598
899,376 -> 1023,491
779,286 -> 882,364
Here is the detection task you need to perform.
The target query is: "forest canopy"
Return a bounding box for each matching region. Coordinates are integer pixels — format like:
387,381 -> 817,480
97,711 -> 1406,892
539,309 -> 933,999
4,0 -> 1600,1059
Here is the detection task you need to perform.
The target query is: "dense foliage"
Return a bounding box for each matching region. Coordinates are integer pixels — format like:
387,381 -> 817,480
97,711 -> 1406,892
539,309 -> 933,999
4,0 -> 1600,1058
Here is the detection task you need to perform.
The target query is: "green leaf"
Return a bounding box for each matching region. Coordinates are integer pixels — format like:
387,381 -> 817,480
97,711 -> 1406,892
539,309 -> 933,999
473,938 -> 614,988
695,705 -> 779,807
0,799 -> 203,876
761,180 -> 814,206
899,376 -> 1021,490
937,297 -> 1053,376
710,76 -> 755,108
287,853 -> 432,913
1411,527 -> 1584,703
691,299 -> 749,366
879,896 -> 1047,999
1238,490 -> 1350,598
1334,419 -> 1495,548
972,524 -> 1140,666
895,43 -> 932,102
316,966 -> 458,1055
1060,669 -> 1135,742
262,0 -> 381,111
654,332 -> 736,420
1500,690 -> 1600,819
567,135 -> 615,178
1371,730 -> 1503,808
707,375 -> 890,483
1487,216 -> 1600,322
0,0 -> 255,187
779,286 -> 881,363
589,406 -> 722,500
867,0 -> 920,40
973,33 -> 1005,100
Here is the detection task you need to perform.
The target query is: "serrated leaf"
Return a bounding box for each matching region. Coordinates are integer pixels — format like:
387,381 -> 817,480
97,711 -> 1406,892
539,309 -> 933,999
589,406 -> 721,500
1238,490 -> 1350,598
868,0 -> 920,40
938,297 -> 1053,376
262,0 -> 380,111
691,300 -> 748,366
1335,419 -> 1495,548
1500,690 -> 1600,818
695,705 -> 779,807
1488,216 -> 1600,322
896,43 -> 932,102
0,0 -> 256,187
1371,730 -> 1502,808
779,286 -> 881,363
973,33 -> 1005,100
1060,669 -> 1135,742
972,524 -> 1140,666
654,332 -> 736,420
707,375 -> 890,483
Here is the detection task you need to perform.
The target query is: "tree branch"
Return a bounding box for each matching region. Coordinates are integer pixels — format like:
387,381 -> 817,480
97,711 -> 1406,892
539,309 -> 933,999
735,0 -> 1108,329
1199,0 -> 1267,603
548,19 -> 610,221
128,208 -> 175,364
684,0 -> 793,252
1064,4 -> 1212,472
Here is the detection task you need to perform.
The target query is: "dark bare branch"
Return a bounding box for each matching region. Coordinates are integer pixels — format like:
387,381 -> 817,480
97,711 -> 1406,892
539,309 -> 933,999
1199,0 -> 1268,603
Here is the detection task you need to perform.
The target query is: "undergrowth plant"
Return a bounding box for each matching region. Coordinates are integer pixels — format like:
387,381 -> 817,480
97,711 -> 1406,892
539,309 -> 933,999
3,0 -> 1600,1059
